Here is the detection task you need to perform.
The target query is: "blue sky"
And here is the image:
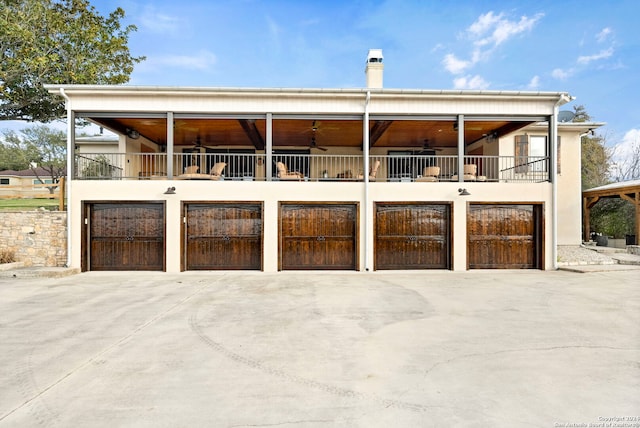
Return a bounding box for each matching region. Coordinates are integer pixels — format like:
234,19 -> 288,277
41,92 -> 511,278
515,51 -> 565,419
8,0 -> 640,163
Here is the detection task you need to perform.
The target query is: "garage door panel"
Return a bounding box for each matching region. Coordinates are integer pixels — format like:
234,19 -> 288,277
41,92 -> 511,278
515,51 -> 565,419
185,203 -> 262,270
88,203 -> 165,271
280,204 -> 357,270
468,204 -> 541,269
375,204 -> 451,270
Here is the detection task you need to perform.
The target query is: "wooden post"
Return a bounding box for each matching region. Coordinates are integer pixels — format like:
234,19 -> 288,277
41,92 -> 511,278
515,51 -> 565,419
583,196 -> 590,243
58,176 -> 65,211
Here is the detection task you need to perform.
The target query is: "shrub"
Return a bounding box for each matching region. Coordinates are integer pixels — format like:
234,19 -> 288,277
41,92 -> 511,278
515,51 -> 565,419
0,250 -> 16,264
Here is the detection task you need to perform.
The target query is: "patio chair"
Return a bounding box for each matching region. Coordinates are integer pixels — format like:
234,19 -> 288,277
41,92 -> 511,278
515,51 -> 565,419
276,162 -> 303,181
184,165 -> 199,174
451,164 -> 487,181
415,166 -> 440,182
178,164 -> 216,180
357,160 -> 381,181
209,162 -> 226,180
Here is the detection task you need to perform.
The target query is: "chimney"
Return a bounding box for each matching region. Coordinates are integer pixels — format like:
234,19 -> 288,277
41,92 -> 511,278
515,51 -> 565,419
365,49 -> 384,88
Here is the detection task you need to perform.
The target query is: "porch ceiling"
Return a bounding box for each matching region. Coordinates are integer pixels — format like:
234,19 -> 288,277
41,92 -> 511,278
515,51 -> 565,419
91,117 -> 532,150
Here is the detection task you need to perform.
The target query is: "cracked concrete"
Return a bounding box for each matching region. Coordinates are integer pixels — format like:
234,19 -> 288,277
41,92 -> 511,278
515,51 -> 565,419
0,270 -> 638,427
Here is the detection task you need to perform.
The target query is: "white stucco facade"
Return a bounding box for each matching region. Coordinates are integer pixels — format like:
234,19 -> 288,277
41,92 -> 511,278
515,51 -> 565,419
48,85 -> 601,272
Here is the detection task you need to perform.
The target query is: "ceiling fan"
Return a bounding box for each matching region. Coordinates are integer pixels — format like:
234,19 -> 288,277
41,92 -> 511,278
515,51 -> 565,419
422,139 -> 444,151
309,121 -> 328,151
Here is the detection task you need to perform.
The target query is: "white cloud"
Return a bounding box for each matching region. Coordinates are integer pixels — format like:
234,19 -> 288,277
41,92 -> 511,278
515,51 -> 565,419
144,50 -> 217,71
139,5 -> 183,34
442,11 -> 543,78
596,27 -> 612,43
577,47 -> 614,64
610,129 -> 640,179
528,75 -> 540,89
453,75 -> 490,90
443,53 -> 471,74
469,11 -> 544,47
552,68 -> 572,80
468,11 -> 503,40
612,129 -> 640,161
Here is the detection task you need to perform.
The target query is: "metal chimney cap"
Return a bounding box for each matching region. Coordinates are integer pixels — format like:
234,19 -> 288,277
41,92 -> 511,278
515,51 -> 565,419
367,49 -> 383,63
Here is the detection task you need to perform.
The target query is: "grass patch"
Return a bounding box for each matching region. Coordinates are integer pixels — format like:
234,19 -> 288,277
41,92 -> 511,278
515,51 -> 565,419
0,198 -> 62,211
0,250 -> 16,264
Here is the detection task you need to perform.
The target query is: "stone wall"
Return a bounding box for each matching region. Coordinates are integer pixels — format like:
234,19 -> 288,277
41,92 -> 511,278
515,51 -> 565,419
0,210 -> 67,267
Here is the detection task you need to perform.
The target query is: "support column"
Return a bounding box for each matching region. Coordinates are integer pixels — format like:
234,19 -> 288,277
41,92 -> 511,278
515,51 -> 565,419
583,196 -> 590,242
266,113 -> 272,181
457,115 -> 464,182
167,112 -> 174,179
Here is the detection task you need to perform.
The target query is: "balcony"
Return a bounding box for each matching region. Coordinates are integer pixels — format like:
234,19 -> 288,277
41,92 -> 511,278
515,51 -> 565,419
74,153 -> 550,183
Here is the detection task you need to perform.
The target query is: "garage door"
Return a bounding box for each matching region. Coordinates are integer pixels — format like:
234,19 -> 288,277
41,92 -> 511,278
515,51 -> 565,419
280,203 -> 357,270
375,203 -> 451,270
468,204 -> 543,269
86,203 -> 165,271
185,203 -> 262,270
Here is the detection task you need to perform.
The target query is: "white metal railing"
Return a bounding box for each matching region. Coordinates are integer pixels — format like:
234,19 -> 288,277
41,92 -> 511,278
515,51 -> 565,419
73,153 -> 550,183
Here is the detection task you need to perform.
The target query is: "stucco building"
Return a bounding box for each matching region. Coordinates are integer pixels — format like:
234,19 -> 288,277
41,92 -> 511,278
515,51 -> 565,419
47,50 -> 602,272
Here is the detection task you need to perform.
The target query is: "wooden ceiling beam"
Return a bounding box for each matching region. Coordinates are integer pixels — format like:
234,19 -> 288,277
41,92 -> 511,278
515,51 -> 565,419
238,119 -> 265,150
369,120 -> 393,148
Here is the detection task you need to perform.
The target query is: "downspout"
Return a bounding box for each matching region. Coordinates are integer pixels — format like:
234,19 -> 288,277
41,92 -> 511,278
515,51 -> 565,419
551,94 -> 571,270
551,108 -> 558,270
60,88 -> 73,268
363,90 -> 371,271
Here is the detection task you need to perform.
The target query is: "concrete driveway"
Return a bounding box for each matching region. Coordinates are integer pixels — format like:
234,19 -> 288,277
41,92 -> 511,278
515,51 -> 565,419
1,270 -> 638,427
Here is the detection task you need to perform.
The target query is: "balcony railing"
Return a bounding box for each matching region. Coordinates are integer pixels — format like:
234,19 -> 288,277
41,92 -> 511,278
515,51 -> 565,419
74,153 -> 550,183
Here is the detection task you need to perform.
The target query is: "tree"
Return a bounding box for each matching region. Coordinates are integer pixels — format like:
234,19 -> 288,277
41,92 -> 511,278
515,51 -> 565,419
0,0 -> 144,122
576,105 -> 638,240
575,105 -> 611,190
610,137 -> 640,182
1,126 -> 66,193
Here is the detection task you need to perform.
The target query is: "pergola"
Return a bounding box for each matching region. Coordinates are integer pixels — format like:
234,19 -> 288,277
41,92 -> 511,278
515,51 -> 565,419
583,180 -> 640,244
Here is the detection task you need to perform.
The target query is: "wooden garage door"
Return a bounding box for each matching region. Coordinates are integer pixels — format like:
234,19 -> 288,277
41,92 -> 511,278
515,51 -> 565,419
87,203 -> 164,271
375,203 -> 451,270
280,203 -> 357,270
468,204 -> 543,269
185,203 -> 262,270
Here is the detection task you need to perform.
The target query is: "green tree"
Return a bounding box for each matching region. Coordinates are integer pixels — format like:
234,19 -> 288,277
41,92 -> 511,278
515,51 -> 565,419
576,105 -> 637,240
0,138 -> 30,170
574,104 -> 610,190
0,0 -> 144,122
1,126 -> 66,193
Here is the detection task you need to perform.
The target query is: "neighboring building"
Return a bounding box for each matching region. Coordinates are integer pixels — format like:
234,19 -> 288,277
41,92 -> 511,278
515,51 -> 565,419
75,133 -> 119,154
47,50 -> 603,273
0,167 -> 62,198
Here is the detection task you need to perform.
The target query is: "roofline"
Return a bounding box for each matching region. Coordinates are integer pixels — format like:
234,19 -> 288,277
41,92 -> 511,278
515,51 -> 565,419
529,121 -> 607,130
45,84 -> 572,103
583,179 -> 640,194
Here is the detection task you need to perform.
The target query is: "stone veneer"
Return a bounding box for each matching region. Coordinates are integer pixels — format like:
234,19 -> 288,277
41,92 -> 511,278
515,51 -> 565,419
0,210 -> 67,267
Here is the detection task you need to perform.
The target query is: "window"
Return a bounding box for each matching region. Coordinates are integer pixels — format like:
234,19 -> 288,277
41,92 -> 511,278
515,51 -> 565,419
529,135 -> 547,172
33,178 -> 54,190
33,178 -> 54,185
0,178 -> 9,185
515,135 -> 549,173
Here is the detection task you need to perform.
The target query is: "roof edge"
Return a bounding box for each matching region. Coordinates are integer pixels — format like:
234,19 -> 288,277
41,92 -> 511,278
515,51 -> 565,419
44,84 -> 571,100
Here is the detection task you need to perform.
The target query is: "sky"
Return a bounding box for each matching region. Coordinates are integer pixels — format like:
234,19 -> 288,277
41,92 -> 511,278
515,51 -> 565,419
5,0 -> 640,165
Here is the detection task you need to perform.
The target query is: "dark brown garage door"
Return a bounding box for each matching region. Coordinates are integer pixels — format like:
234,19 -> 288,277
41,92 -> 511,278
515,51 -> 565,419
468,204 -> 543,269
86,203 -> 165,271
280,203 -> 357,270
184,203 -> 262,270
375,203 -> 451,270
